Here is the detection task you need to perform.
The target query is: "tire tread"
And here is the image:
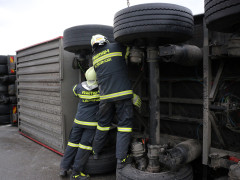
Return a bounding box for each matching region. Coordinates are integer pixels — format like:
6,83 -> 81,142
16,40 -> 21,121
113,3 -> 193,44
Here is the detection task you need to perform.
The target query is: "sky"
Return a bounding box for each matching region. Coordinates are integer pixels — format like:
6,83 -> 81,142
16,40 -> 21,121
0,0 -> 204,55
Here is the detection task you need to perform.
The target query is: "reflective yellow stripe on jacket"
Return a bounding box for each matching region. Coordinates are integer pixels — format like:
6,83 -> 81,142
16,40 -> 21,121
79,143 -> 92,151
118,127 -> 132,132
93,52 -> 122,66
67,142 -> 79,148
100,90 -> 133,100
74,119 -> 98,126
77,94 -> 100,99
73,85 -> 77,96
125,47 -> 130,60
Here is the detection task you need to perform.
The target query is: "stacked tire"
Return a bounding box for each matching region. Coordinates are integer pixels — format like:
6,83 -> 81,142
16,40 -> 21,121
205,0 -> 240,33
0,55 -> 17,126
113,3 -> 194,45
113,3 -> 194,180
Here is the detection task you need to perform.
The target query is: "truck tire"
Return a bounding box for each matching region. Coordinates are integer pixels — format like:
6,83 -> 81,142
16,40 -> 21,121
0,114 -> 10,124
0,76 -> 7,84
116,164 -> 193,180
0,95 -> 9,104
0,104 -> 10,115
0,56 -> 7,65
0,65 -> 8,75
84,147 -> 116,175
0,85 -> 8,95
205,0 -> 240,32
8,84 -> 16,96
9,96 -> 17,104
0,75 -> 16,84
63,25 -> 115,53
113,3 -> 194,45
7,75 -> 16,83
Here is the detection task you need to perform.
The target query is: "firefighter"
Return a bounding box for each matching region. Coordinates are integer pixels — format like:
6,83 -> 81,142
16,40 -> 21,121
60,66 -> 99,180
90,34 -> 141,169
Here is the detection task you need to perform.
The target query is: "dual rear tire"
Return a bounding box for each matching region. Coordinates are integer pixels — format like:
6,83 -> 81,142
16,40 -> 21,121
117,164 -> 193,180
113,3 -> 194,45
205,0 -> 240,32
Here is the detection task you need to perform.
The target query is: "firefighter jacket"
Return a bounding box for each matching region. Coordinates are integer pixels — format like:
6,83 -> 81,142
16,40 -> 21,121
92,43 -> 133,103
73,81 -> 100,129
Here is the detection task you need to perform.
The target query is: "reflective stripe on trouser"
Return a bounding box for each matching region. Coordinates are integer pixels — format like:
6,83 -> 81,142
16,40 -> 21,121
72,129 -> 95,173
60,124 -> 95,172
117,127 -> 132,132
74,119 -> 98,127
60,123 -> 83,170
97,124 -> 111,131
92,99 -> 133,159
68,142 -> 79,147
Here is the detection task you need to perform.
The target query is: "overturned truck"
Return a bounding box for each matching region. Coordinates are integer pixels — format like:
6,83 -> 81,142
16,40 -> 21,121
63,1 -> 240,179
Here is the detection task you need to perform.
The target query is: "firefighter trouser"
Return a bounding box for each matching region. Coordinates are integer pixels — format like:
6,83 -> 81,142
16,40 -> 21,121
92,99 -> 133,160
60,123 -> 95,173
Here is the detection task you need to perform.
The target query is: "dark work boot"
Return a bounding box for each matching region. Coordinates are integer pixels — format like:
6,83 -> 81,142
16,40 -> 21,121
92,150 -> 99,160
59,168 -> 67,177
93,153 -> 99,160
117,155 -> 132,169
70,172 -> 90,180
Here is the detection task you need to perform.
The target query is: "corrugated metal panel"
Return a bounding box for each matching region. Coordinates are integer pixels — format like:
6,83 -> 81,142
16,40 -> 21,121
17,49 -> 60,63
18,82 -> 61,91
17,63 -> 60,75
17,37 -> 78,153
18,73 -> 60,82
20,122 -> 62,150
19,100 -> 62,115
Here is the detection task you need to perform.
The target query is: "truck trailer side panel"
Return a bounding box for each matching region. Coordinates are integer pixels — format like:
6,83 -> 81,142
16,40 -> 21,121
16,37 -> 79,153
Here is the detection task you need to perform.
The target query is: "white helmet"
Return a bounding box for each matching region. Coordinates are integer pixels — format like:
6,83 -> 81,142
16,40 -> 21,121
91,34 -> 109,47
85,66 -> 97,86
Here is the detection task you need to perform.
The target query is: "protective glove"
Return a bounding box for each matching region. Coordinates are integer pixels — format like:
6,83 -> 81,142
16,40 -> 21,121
132,93 -> 142,108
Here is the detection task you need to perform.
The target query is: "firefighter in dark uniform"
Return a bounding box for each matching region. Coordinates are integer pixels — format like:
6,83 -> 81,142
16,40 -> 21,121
90,34 -> 141,169
60,67 -> 99,180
